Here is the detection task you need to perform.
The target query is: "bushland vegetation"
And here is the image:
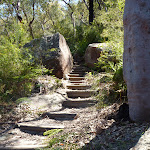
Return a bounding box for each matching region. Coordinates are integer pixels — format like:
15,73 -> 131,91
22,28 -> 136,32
0,0 -> 125,104
0,0 -> 128,149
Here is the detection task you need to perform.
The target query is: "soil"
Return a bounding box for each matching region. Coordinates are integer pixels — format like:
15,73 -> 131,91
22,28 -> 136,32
0,78 -> 150,149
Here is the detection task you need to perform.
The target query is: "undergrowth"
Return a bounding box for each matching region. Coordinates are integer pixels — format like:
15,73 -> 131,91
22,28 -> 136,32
43,129 -> 79,150
85,68 -> 127,109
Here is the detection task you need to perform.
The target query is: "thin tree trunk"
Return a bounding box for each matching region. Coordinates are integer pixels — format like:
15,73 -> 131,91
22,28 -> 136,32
29,24 -> 34,39
89,0 -> 94,24
29,0 -> 35,39
71,12 -> 76,37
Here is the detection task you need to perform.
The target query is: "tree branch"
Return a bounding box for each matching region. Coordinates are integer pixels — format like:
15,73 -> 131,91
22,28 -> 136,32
28,0 -> 35,39
61,0 -> 73,11
29,0 -> 35,25
22,5 -> 28,23
96,0 -> 107,12
83,0 -> 89,10
61,0 -> 76,36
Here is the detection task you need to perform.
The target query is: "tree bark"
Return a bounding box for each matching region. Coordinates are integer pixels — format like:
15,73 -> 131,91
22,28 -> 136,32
89,0 -> 94,24
123,0 -> 150,122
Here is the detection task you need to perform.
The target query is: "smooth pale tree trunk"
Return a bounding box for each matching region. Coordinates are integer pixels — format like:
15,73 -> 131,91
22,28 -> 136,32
123,0 -> 150,122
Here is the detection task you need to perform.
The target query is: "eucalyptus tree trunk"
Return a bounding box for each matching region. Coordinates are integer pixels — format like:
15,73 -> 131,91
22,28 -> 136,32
123,0 -> 150,122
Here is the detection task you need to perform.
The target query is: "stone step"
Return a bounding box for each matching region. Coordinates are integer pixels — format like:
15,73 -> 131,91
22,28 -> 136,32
69,77 -> 85,81
68,73 -> 84,77
0,145 -> 47,150
62,100 -> 97,108
70,72 -> 86,75
71,68 -> 86,72
73,64 -> 82,67
69,80 -> 85,84
17,123 -> 64,132
66,84 -> 91,90
72,69 -> 87,72
69,83 -> 86,85
69,72 -> 85,75
72,66 -> 86,70
66,90 -> 96,98
41,112 -> 77,120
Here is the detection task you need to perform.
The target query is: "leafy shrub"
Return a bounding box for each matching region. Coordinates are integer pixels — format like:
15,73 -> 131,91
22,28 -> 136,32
73,24 -> 104,56
86,68 -> 127,109
0,42 -> 45,101
113,67 -> 126,89
43,129 -> 65,148
0,24 -> 47,102
44,129 -> 63,137
96,67 -> 127,107
94,42 -> 123,72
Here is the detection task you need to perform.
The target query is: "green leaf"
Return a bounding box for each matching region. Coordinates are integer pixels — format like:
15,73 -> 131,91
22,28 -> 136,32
43,129 -> 63,137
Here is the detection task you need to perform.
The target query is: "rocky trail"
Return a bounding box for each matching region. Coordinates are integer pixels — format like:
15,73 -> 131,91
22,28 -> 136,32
0,62 -> 150,150
0,62 -> 98,149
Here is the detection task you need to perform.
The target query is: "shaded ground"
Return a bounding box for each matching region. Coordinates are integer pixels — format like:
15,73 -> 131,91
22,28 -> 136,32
82,121 -> 149,150
0,77 -> 150,149
41,103 -> 149,150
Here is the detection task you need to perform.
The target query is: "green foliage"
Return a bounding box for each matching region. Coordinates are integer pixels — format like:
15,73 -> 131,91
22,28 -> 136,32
96,0 -> 124,42
86,72 -> 113,87
15,97 -> 31,104
113,66 -> 127,94
94,0 -> 124,73
93,0 -> 124,72
74,24 -> 104,56
43,132 -> 79,150
48,137 -> 61,148
44,129 -> 63,137
0,0 -> 126,105
43,129 -> 65,149
86,0 -> 126,106
95,69 -> 127,108
98,74 -> 113,83
113,67 -> 124,85
0,23 -> 47,102
95,43 -> 123,73
86,68 -> 127,109
0,46 -> 43,101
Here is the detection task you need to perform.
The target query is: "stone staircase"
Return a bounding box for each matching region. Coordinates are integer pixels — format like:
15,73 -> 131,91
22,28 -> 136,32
0,62 -> 97,150
63,62 -> 97,107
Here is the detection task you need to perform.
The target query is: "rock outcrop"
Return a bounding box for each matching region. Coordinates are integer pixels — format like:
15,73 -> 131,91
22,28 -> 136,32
123,0 -> 150,121
24,33 -> 73,78
84,43 -> 107,68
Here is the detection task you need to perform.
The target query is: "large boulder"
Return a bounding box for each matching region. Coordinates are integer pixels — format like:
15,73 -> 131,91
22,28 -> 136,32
24,33 -> 73,78
84,43 -> 107,68
123,0 -> 150,121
